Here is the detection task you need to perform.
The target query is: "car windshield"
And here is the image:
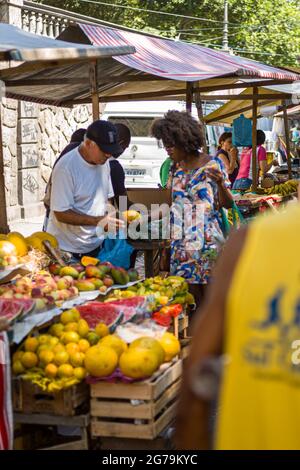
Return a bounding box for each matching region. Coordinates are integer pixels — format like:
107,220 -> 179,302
108,117 -> 153,138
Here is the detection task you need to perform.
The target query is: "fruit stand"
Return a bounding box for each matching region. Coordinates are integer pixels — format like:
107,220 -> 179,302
233,179 -> 299,219
0,229 -> 193,450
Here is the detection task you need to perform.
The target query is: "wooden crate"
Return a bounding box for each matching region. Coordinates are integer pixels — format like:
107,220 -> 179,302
13,379 -> 89,416
90,359 -> 182,440
169,314 -> 189,339
180,338 -> 191,360
14,413 -> 90,450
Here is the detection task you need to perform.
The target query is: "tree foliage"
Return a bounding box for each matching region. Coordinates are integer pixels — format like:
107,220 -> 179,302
36,0 -> 300,66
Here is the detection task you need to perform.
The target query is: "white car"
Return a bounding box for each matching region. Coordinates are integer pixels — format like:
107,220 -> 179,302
102,100 -> 222,188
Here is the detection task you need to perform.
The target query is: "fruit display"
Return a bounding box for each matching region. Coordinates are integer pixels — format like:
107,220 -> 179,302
77,296 -> 153,330
0,230 -> 59,271
152,304 -> 183,327
12,307 -> 181,388
77,302 -> 124,331
0,239 -> 19,270
254,179 -> 299,196
48,261 -> 139,293
106,275 -> 195,307
26,231 -> 58,253
0,270 -> 78,311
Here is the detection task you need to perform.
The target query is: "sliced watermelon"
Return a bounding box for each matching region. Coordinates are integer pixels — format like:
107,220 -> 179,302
77,303 -> 123,332
104,297 -> 148,323
0,299 -> 24,322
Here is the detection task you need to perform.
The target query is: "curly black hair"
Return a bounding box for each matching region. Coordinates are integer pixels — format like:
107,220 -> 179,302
151,110 -> 205,156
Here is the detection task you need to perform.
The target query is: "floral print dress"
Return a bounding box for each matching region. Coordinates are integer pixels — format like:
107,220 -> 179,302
168,157 -> 230,285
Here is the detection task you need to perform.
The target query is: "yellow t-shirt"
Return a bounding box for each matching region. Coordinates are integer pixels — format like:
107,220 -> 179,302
216,203 -> 300,450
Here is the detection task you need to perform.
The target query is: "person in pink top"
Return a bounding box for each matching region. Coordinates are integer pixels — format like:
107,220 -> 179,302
233,130 -> 277,191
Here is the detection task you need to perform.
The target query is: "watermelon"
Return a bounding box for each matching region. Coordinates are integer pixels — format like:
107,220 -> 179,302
0,299 -> 25,322
104,297 -> 148,323
77,302 -> 123,331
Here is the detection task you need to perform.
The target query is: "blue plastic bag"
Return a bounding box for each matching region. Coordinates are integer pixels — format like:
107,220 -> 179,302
232,114 -> 252,147
98,230 -> 134,269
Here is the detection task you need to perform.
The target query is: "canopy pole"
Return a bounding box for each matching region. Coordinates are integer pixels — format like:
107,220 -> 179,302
194,84 -> 208,154
252,87 -> 258,192
90,61 -> 99,121
0,106 -> 9,234
282,100 -> 292,179
186,82 -> 193,113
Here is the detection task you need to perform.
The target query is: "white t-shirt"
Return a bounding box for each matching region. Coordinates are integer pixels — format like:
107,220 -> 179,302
47,147 -> 114,253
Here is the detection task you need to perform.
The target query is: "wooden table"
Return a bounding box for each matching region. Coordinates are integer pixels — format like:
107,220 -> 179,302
129,240 -> 167,277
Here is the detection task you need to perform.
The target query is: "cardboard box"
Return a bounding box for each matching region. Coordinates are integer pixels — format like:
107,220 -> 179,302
127,188 -> 171,210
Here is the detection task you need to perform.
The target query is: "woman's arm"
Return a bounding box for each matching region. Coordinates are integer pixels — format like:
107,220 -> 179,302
260,159 -> 278,176
218,152 -> 230,173
228,147 -> 238,175
217,181 -> 233,209
206,168 -> 233,209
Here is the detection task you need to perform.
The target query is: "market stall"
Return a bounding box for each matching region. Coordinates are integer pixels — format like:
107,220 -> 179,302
3,238 -> 192,449
1,23 -> 299,450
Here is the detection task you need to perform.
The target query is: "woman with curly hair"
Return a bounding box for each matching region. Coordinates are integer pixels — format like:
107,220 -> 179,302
151,110 -> 233,302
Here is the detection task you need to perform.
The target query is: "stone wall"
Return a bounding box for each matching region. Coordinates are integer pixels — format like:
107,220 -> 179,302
0,0 -> 93,223
1,97 -> 92,222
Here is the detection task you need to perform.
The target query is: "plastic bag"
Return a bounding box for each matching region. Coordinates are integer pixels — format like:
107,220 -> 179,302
98,229 -> 133,269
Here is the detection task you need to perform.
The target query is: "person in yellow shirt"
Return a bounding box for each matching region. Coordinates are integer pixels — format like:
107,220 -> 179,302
176,186 -> 300,450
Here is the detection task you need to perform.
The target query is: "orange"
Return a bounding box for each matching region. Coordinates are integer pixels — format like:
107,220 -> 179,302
130,337 -> 165,365
12,360 -> 25,375
24,337 -> 39,353
57,364 -> 74,378
49,323 -> 65,338
54,350 -> 69,366
39,349 -> 54,366
61,331 -> 80,344
66,342 -> 80,355
45,363 -> 58,378
78,339 -> 90,353
12,351 -> 24,362
69,351 -> 85,368
77,319 -> 89,338
95,323 -> 109,339
84,346 -> 118,377
21,352 -> 38,369
73,367 -> 87,381
119,348 -> 159,379
98,335 -> 127,358
158,333 -> 180,362
64,322 -> 79,333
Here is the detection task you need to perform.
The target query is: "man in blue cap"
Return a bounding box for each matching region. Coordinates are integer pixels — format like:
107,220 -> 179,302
47,120 -> 124,259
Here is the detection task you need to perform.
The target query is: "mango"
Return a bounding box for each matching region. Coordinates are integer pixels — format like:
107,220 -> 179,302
89,278 -> 104,289
111,267 -> 130,286
85,265 -> 102,279
98,263 -> 112,276
128,269 -> 139,282
74,280 -> 96,292
59,266 -> 79,279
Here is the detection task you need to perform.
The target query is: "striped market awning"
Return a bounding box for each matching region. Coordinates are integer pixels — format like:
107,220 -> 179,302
79,23 -> 299,82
